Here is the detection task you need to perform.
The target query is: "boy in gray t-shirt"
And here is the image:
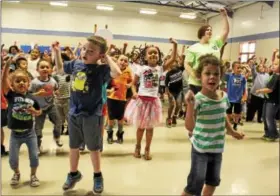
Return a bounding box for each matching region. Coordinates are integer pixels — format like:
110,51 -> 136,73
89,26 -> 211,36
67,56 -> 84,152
29,59 -> 63,153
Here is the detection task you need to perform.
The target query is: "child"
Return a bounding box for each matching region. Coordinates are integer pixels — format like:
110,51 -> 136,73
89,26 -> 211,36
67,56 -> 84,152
29,60 -> 63,153
125,38 -> 177,160
1,57 -> 9,156
256,60 -> 280,141
225,61 -> 246,130
2,58 -> 42,187
28,48 -> 41,78
182,54 -> 244,196
14,56 -> 33,80
107,55 -> 133,144
246,63 -> 269,122
53,35 -> 121,194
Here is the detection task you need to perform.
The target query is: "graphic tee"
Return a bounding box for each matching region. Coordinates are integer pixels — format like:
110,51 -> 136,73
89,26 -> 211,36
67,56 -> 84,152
165,66 -> 184,94
225,73 -> 246,103
6,91 -> 40,130
137,65 -> 163,98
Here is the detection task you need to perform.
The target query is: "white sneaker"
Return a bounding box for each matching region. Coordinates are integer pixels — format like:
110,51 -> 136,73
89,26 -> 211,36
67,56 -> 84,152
10,173 -> 20,186
30,175 -> 40,187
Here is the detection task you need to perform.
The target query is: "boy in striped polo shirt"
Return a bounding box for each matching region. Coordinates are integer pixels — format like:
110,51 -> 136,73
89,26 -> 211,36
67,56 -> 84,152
182,54 -> 244,196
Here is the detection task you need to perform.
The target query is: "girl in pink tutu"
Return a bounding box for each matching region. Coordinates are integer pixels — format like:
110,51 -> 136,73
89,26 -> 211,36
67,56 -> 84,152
125,38 -> 178,160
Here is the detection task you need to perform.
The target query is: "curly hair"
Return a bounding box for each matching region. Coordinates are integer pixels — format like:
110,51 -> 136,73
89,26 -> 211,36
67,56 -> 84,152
195,54 -> 223,78
139,45 -> 163,66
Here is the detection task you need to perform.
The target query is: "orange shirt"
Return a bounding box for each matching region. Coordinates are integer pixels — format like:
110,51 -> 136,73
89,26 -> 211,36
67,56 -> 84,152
108,67 -> 133,101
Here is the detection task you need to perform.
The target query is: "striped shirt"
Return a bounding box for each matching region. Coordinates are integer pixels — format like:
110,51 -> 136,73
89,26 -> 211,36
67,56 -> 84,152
191,92 -> 230,153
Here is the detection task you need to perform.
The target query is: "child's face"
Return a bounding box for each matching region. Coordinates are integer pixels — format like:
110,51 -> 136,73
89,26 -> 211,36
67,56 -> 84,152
201,64 -> 221,92
258,65 -> 265,73
10,47 -> 18,55
145,47 -> 159,66
18,60 -> 28,70
37,61 -> 51,77
31,49 -> 40,60
272,62 -> 280,73
12,74 -> 30,94
117,55 -> 129,71
233,63 -> 242,75
80,41 -> 104,64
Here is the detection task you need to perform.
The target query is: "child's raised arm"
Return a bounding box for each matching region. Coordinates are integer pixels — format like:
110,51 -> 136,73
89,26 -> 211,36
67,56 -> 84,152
2,57 -> 12,95
163,38 -> 178,70
104,54 -> 121,78
52,42 -> 64,74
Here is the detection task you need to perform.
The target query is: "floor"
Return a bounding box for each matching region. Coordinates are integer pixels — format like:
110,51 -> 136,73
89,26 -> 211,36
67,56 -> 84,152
1,112 -> 279,195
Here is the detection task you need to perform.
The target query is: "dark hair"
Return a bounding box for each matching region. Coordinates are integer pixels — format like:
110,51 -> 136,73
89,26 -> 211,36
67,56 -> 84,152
15,57 -> 28,68
87,35 -> 108,54
139,45 -> 162,66
197,25 -> 211,39
232,61 -> 240,69
195,54 -> 223,78
8,45 -> 19,54
36,59 -> 52,69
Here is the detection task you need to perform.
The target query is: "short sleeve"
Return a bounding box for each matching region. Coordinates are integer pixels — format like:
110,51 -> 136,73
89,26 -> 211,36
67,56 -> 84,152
5,91 -> 15,100
194,98 -> 201,112
213,38 -> 224,49
64,60 -> 76,74
103,65 -> 111,84
165,72 -> 170,87
186,49 -> 195,67
267,75 -> 278,90
136,66 -> 143,77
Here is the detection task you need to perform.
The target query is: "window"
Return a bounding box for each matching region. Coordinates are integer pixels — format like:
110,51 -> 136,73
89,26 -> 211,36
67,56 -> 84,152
239,41 -> 256,63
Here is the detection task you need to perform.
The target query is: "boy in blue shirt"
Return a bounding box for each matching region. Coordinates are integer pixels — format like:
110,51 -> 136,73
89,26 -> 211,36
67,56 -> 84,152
225,61 -> 246,130
53,36 -> 121,194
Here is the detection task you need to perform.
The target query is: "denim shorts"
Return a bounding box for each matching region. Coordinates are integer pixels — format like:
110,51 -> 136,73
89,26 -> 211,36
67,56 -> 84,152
68,114 -> 103,151
184,145 -> 222,195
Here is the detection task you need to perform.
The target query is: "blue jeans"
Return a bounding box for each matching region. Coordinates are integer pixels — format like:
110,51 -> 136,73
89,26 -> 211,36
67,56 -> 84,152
263,101 -> 280,138
184,146 -> 222,196
9,130 -> 39,170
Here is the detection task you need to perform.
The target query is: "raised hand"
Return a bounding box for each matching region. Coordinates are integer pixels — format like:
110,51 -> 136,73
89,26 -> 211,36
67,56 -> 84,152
220,8 -> 228,16
185,90 -> 195,105
169,38 -> 178,44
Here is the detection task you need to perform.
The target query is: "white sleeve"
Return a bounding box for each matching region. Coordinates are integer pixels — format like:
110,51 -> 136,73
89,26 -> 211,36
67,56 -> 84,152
136,65 -> 142,77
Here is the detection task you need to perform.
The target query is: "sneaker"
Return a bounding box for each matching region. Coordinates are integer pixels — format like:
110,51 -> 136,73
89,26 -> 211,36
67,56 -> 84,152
166,118 -> 172,128
93,176 -> 104,194
261,135 -> 268,140
172,116 -> 177,127
54,138 -> 63,147
62,171 -> 83,191
116,131 -> 124,144
107,131 -> 113,144
10,173 -> 20,186
30,175 -> 40,187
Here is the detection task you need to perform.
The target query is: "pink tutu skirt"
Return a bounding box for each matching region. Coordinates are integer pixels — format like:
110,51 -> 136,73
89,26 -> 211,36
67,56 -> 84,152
124,96 -> 162,129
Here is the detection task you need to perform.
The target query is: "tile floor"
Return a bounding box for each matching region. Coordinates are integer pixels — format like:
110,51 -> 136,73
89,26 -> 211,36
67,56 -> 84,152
1,116 -> 279,195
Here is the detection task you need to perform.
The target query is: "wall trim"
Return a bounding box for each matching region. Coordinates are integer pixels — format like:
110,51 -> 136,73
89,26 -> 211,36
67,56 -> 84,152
2,27 -> 279,45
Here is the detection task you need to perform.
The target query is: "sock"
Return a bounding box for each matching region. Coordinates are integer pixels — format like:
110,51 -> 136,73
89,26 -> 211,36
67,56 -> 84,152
94,172 -> 102,178
118,123 -> 123,132
70,171 -> 78,177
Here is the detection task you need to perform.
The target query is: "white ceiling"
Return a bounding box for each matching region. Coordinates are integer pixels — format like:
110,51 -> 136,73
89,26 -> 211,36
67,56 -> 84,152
2,0 -> 258,21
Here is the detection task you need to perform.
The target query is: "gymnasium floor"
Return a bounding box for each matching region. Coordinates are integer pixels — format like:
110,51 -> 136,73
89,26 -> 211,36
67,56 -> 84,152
1,113 -> 279,195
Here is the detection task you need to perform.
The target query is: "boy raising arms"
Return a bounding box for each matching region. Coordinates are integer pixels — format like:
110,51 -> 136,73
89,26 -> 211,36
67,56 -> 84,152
53,36 -> 121,194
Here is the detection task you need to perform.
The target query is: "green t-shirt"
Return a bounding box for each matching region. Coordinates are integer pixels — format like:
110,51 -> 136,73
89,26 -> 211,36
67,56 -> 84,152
191,92 -> 230,153
186,38 -> 224,86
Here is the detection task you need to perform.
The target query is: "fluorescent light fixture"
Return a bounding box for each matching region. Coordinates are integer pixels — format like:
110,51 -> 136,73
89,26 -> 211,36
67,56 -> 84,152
140,9 -> 157,15
96,4 -> 114,11
7,1 -> 20,2
50,1 -> 68,7
180,13 -> 197,19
